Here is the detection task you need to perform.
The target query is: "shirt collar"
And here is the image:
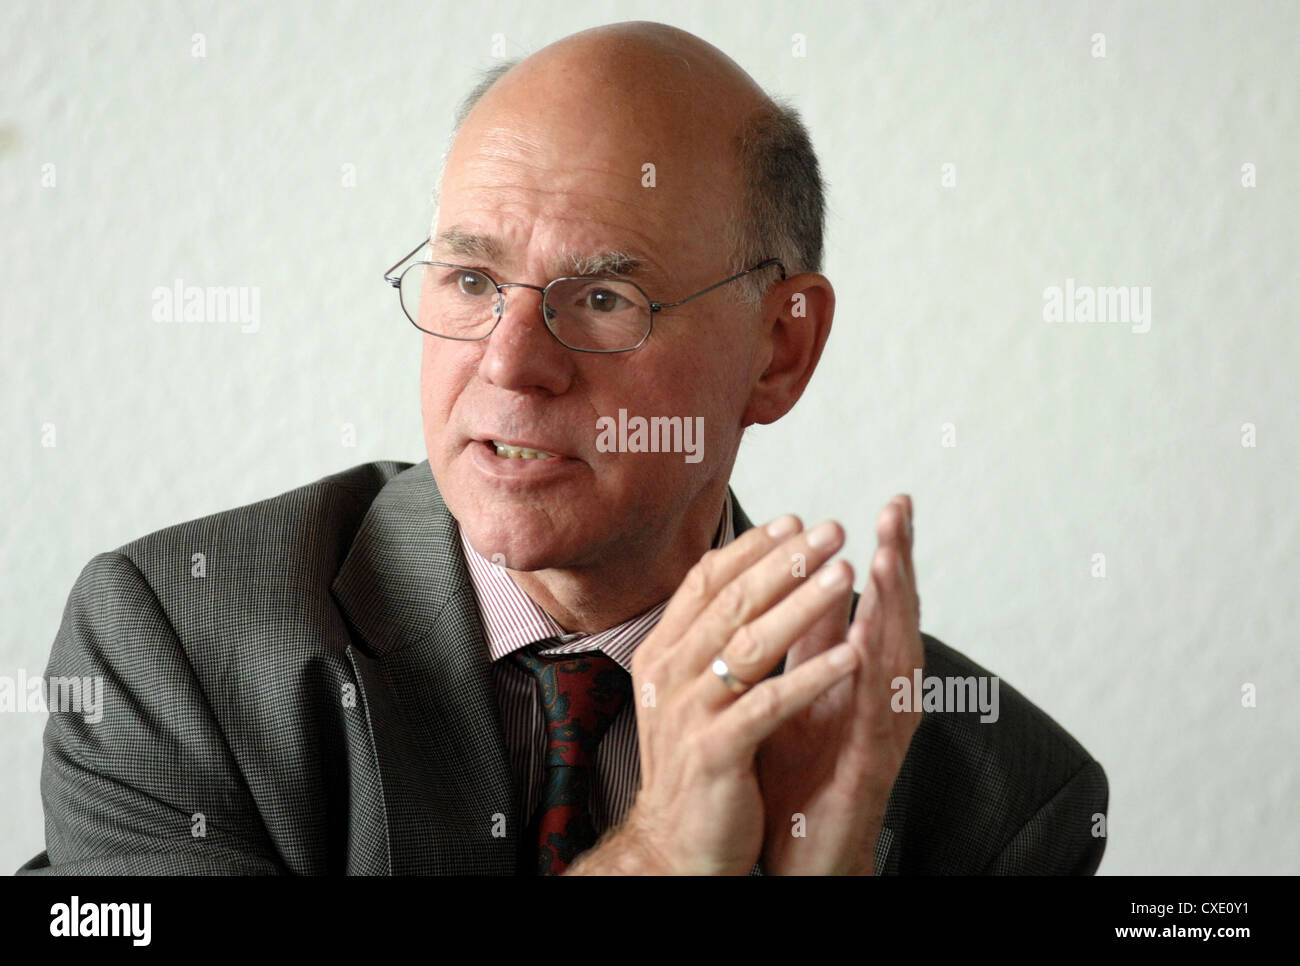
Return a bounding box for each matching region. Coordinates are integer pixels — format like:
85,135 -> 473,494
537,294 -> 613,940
460,497 -> 734,673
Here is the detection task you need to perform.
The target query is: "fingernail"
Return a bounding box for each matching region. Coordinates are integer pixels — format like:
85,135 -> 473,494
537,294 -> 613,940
806,520 -> 839,548
828,641 -> 855,666
818,562 -> 849,589
767,514 -> 800,538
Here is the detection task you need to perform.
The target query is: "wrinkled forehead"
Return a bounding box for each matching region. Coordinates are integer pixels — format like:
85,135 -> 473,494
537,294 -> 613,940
437,85 -> 744,262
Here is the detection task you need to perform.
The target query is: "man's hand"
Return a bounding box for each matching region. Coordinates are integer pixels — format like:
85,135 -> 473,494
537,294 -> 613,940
756,495 -> 924,875
567,514 -> 861,875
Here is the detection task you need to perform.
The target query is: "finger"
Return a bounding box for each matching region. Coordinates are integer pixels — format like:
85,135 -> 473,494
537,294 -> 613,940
849,594 -> 908,740
845,608 -> 882,705
785,578 -> 853,671
854,589 -> 895,684
871,544 -> 923,674
894,495 -> 920,624
653,513 -> 804,647
680,519 -> 847,673
696,558 -> 855,707
848,583 -> 889,709
850,563 -> 878,629
877,496 -> 915,595
712,639 -> 861,753
875,500 -> 919,626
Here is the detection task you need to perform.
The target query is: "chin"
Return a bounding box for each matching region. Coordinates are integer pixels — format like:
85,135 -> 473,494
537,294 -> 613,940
457,511 -> 588,573
431,445 -> 639,571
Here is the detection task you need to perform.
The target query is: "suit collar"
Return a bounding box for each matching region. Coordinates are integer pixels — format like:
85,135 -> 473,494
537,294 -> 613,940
730,487 -> 754,536
331,460 -> 469,659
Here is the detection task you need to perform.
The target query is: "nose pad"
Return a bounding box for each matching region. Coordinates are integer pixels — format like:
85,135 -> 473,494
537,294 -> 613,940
493,284 -> 553,338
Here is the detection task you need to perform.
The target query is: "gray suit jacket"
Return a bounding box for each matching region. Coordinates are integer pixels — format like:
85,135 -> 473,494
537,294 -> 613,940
17,460 -> 1107,875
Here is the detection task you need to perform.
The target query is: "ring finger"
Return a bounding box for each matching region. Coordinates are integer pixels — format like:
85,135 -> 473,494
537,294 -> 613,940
696,558 -> 855,707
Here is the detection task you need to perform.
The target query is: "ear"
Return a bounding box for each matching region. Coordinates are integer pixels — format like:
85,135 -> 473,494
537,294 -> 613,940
741,273 -> 835,427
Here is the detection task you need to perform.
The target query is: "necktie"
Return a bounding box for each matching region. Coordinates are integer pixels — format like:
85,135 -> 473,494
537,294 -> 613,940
510,644 -> 632,875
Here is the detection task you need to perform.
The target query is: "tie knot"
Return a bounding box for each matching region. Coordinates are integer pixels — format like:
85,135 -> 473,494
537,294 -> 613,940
510,646 -> 632,768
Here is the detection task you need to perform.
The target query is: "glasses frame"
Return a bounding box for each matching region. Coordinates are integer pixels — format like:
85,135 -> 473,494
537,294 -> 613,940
383,238 -> 787,353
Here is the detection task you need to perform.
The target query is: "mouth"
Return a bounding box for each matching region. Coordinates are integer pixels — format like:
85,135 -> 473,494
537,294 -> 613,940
483,439 -> 563,460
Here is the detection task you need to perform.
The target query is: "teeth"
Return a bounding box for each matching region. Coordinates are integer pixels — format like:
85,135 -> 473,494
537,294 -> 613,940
491,440 -> 557,460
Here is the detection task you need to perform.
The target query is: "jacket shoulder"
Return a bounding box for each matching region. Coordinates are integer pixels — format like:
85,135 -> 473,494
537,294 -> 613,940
116,459 -> 411,593
103,458 -> 416,681
885,633 -> 1108,874
19,461 -> 415,875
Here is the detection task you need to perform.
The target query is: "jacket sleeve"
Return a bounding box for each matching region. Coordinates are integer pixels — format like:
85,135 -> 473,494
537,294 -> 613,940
985,757 -> 1110,875
15,552 -> 284,875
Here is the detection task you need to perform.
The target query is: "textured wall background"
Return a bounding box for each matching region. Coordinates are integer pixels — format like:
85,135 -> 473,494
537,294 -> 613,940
3,0 -> 1296,875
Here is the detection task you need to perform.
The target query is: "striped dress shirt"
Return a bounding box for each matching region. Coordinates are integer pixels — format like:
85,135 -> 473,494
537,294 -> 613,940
459,498 -> 735,838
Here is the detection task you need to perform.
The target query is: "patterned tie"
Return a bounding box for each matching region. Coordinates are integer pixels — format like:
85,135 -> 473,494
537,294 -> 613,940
510,644 -> 632,875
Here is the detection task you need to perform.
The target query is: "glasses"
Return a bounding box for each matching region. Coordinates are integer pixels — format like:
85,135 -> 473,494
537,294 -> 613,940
383,239 -> 786,353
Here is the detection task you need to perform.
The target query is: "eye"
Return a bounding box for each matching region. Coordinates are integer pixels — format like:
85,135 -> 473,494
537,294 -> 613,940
456,271 -> 491,297
585,288 -> 625,313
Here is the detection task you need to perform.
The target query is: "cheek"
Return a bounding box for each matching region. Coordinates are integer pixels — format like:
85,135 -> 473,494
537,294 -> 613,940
420,338 -> 476,426
684,325 -> 757,410
632,320 -> 755,420
617,345 -> 750,465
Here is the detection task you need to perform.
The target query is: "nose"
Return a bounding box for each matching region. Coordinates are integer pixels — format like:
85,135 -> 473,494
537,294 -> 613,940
477,283 -> 574,395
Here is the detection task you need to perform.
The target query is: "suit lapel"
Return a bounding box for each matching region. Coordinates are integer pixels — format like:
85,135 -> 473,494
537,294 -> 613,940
331,461 -> 518,874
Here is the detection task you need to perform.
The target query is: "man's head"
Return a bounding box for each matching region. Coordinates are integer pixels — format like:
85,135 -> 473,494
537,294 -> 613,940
418,21 -> 834,621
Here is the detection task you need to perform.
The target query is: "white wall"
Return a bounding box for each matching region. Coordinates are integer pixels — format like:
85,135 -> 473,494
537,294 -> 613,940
3,0 -> 1296,874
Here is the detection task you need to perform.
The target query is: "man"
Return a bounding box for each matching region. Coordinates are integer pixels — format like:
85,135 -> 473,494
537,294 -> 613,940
18,22 -> 1107,875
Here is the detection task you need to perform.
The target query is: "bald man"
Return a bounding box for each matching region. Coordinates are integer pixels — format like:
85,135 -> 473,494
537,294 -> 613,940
19,22 -> 1107,876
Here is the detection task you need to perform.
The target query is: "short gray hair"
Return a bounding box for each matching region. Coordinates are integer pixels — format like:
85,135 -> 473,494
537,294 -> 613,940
439,60 -> 825,306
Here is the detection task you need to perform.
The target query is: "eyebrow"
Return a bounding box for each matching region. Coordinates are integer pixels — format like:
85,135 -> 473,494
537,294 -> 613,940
433,227 -> 505,264
432,227 -> 644,279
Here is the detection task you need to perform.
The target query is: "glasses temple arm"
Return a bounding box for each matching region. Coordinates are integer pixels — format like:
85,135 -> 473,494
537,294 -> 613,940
383,239 -> 432,284
651,259 -> 786,311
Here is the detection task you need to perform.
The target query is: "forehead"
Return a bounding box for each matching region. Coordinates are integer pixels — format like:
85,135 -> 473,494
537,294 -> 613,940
437,109 -> 739,282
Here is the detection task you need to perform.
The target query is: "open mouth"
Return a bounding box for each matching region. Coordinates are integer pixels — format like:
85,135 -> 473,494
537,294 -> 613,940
488,440 -> 559,460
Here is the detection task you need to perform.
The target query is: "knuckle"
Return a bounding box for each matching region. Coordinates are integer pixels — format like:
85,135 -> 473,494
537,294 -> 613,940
642,655 -> 668,688
630,646 -> 649,677
745,681 -> 782,723
756,688 -> 783,726
682,553 -> 716,599
873,547 -> 894,581
712,579 -> 749,625
727,623 -> 765,667
631,650 -> 665,688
